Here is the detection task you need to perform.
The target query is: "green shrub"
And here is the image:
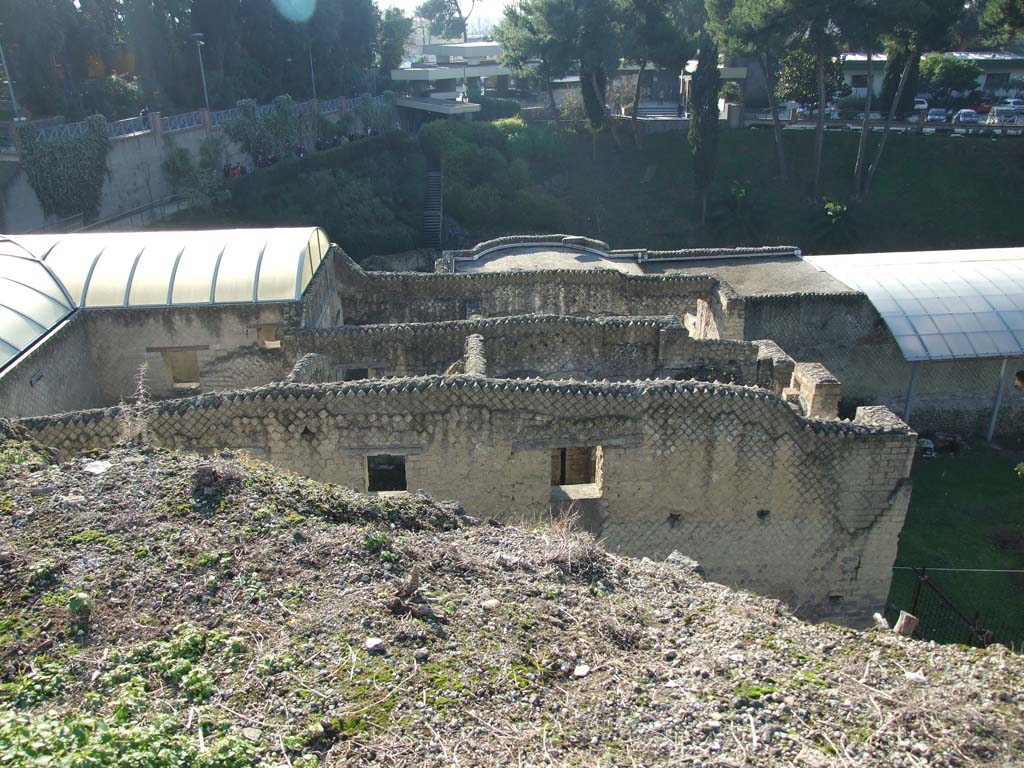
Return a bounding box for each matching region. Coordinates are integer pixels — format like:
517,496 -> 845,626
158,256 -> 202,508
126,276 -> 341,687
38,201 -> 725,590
472,96 -> 521,121
218,133 -> 424,258
82,75 -> 144,120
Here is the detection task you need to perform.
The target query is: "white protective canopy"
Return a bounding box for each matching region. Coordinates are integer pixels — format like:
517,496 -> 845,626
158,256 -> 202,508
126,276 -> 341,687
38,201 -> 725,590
10,228 -> 331,308
0,240 -> 76,371
804,248 -> 1024,362
0,228 -> 331,373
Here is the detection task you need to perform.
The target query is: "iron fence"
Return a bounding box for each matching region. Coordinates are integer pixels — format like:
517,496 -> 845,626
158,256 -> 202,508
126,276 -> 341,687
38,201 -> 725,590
35,121 -> 89,141
25,92 -> 380,149
162,110 -> 203,133
108,115 -> 148,138
210,107 -> 241,128
885,566 -> 1022,651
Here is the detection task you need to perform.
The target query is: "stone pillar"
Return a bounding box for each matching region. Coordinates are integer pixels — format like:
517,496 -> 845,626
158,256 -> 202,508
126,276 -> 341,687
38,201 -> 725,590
149,112 -> 163,139
200,108 -> 212,133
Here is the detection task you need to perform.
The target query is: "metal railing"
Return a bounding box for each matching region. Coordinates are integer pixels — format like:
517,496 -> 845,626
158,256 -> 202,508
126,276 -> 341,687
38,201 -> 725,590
162,110 -> 203,133
35,122 -> 89,141
210,107 -> 241,128
108,115 -> 148,138
17,92 -> 383,152
885,566 -> 1022,650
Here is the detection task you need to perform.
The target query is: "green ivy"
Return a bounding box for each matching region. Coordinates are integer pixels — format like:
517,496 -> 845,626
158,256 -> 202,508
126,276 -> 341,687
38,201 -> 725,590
17,115 -> 111,223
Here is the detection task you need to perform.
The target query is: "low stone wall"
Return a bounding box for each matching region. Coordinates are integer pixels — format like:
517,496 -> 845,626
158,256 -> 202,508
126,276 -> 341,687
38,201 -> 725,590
20,375 -> 916,626
742,292 -> 1024,435
285,314 -> 762,384
82,305 -> 294,405
284,354 -> 333,384
333,254 -> 717,326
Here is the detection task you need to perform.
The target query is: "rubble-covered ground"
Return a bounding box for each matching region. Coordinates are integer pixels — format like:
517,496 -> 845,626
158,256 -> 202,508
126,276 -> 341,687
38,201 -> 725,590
1,421 -> 1022,767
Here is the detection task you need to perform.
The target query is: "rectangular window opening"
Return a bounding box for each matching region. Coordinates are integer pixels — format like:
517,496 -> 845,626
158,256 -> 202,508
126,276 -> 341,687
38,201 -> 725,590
257,324 -> 282,349
162,349 -> 200,388
551,446 -> 601,486
344,367 -> 370,381
851,75 -> 868,89
366,454 -> 407,492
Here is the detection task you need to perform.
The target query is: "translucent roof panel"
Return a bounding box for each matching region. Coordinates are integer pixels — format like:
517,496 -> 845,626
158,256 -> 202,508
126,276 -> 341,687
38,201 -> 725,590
0,243 -> 76,372
10,228 -> 331,309
804,248 -> 1024,362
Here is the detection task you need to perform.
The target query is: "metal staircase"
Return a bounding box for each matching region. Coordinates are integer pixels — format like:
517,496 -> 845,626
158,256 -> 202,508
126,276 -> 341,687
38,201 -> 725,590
423,170 -> 443,249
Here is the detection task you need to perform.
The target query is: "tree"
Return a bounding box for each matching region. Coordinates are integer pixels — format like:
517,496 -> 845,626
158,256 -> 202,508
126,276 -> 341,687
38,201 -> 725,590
620,0 -> 699,146
494,0 -> 577,114
880,45 -> 920,115
920,54 -> 983,105
775,48 -> 850,105
689,31 -> 720,225
833,0 -> 891,197
863,0 -> 966,198
982,0 -> 1024,42
379,9 -> 414,77
416,0 -> 473,42
706,0 -> 795,181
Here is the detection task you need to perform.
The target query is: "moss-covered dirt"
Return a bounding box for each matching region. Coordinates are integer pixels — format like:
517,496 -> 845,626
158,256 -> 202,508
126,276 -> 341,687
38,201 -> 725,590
1,422 -> 1022,767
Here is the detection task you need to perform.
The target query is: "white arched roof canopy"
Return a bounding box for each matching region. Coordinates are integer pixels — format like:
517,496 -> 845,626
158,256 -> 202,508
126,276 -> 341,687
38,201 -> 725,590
0,239 -> 76,371
10,228 -> 331,309
805,248 -> 1024,362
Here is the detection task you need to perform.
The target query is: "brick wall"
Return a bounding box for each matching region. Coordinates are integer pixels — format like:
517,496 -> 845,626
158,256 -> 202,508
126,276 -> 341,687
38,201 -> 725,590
20,375 -> 916,626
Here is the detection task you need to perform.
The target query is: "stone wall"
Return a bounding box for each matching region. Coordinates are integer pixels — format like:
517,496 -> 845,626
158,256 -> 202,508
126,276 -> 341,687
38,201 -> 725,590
0,315 -> 101,418
20,375 -> 916,626
285,314 -> 761,384
81,305 -> 294,405
740,292 -> 1024,436
333,254 -> 717,325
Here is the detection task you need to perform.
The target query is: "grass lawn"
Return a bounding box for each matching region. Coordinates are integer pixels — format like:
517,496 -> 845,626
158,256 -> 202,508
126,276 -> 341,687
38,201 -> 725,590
887,449 -> 1024,648
544,128 -> 1024,254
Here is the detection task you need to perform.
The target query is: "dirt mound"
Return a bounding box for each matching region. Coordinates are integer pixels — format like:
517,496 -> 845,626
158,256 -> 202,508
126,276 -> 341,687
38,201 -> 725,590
1,435 -> 1022,767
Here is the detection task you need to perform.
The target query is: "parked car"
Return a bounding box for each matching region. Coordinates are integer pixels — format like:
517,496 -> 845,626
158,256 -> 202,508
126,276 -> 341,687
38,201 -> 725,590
986,106 -> 1018,125
970,100 -> 994,114
926,108 -> 948,123
951,109 -> 979,124
1001,98 -> 1024,110
854,111 -> 883,121
914,98 -> 928,111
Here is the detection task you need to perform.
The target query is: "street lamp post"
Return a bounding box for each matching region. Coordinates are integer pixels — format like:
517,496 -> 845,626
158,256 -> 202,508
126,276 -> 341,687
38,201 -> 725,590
308,46 -> 317,102
0,23 -> 20,120
192,33 -> 210,111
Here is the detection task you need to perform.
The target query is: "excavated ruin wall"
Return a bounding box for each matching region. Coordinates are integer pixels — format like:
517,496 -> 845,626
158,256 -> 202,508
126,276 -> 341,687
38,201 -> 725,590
741,292 -> 1024,436
330,255 -> 719,325
20,376 -> 915,626
284,315 -> 761,384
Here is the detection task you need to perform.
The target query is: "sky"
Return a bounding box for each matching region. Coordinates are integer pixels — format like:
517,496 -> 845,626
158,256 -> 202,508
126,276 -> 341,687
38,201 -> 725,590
378,0 -> 505,32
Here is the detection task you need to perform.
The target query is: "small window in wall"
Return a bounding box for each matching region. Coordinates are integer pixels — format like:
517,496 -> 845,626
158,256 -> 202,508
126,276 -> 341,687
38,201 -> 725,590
366,454 -> 407,492
851,74 -> 868,89
258,325 -> 282,349
1015,371 -> 1024,391
551,447 -> 599,486
345,368 -> 370,381
162,349 -> 200,389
